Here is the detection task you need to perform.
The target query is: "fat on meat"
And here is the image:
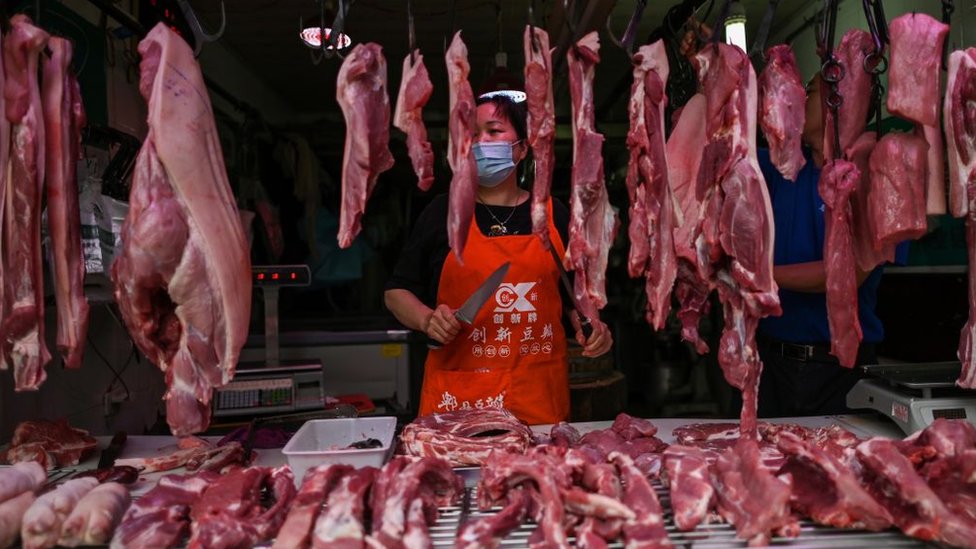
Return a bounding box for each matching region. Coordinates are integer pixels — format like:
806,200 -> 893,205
1,16 -> 50,390
822,30 -> 876,161
337,43 -> 394,249
867,132 -> 928,249
758,44 -> 806,181
57,482 -> 130,547
662,445 -> 715,531
846,132 -> 895,272
20,477 -> 98,549
565,32 -> 616,319
272,464 -> 352,549
393,51 -> 434,191
887,13 -> 949,127
445,32 -> 478,262
626,39 -> 676,330
42,37 -> 89,370
110,472 -> 218,549
819,160 -> 862,367
524,25 -> 556,247
110,24 -> 252,436
946,48 -> 976,219
311,467 -> 376,548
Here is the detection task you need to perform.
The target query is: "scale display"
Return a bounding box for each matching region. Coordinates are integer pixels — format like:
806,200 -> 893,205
253,265 -> 311,287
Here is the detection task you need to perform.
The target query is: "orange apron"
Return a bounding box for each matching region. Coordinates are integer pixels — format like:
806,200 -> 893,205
418,200 -> 569,425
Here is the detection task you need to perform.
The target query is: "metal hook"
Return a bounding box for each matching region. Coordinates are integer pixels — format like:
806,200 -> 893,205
528,0 -> 543,54
563,0 -> 579,41
407,0 -> 417,63
749,0 -> 781,60
175,0 -> 225,57
606,0 -> 647,59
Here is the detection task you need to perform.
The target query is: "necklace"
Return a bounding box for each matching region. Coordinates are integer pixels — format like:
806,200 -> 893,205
479,197 -> 518,236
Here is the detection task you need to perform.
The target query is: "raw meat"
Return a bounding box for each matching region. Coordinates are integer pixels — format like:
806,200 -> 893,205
822,30 -> 876,160
111,24 -> 252,436
456,489 -> 530,549
902,418 -> 976,456
311,467 -> 376,548
626,40 -> 676,330
611,452 -> 671,548
42,37 -> 89,370
610,413 -> 657,440
400,408 -> 534,466
818,159 -> 862,367
115,441 -> 245,473
445,31 -> 478,262
21,477 -> 98,549
0,420 -> 97,470
393,50 -> 434,191
336,42 -> 394,249
0,491 -> 35,548
946,48 -> 976,218
662,445 -> 714,531
549,422 -> 582,447
110,472 -> 219,549
0,461 -> 44,504
1,15 -> 50,389
867,132 -> 928,249
272,464 -> 352,549
758,44 -> 806,181
368,457 -> 463,548
565,32 -> 616,318
187,466 -> 295,549
886,13 -> 949,127
710,438 -> 797,546
524,25 -> 556,246
0,11 -> 7,376
776,431 -> 892,530
846,132 -> 895,272
58,482 -> 130,547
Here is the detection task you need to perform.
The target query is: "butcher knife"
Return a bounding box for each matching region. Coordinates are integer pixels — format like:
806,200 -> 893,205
97,431 -> 127,469
548,245 -> 594,340
427,261 -> 511,349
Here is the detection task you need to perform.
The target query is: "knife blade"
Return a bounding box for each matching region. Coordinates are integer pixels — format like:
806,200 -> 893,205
97,431 -> 127,469
548,245 -> 593,340
428,261 -> 511,349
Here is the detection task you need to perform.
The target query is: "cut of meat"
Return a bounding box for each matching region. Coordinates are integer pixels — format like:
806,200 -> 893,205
610,413 -> 657,440
42,37 -> 89,370
549,422 -> 582,447
336,43 -> 394,248
946,48 -> 976,218
0,420 -> 97,470
393,51 -> 434,191
919,450 -> 976,523
626,40 -> 676,330
0,491 -> 35,548
662,445 -> 715,531
818,159 -> 862,367
867,132 -> 928,250
565,32 -> 616,319
58,482 -> 130,547
758,44 -> 806,181
400,409 -> 534,466
609,453 -> 672,548
311,467 -> 377,548
20,477 -> 98,549
0,461 -> 45,503
110,24 -> 252,436
886,13 -> 950,127
272,464 -> 352,549
524,25 -> 556,247
368,457 -> 463,548
822,30 -> 876,161
920,123 -> 947,215
445,31 -> 478,262
776,431 -> 892,530
456,489 -> 530,549
846,132 -> 896,272
1,16 -> 51,389
110,472 -> 219,549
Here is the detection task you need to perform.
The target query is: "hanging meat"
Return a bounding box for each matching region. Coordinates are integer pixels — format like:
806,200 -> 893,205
822,29 -> 876,160
847,132 -> 894,272
626,40 -> 676,330
445,31 -> 478,262
42,37 -> 89,370
336,43 -> 394,248
111,24 -> 252,436
867,132 -> 928,250
758,44 -> 806,181
393,50 -> 434,191
1,16 -> 50,390
524,25 -> 556,247
565,31 -> 616,319
819,159 -> 862,367
949,48 -> 976,388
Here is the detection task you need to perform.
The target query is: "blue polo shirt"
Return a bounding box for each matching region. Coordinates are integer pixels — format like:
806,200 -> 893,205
756,148 -> 904,344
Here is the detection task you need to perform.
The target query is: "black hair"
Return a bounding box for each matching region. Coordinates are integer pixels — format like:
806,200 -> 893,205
475,94 -> 527,141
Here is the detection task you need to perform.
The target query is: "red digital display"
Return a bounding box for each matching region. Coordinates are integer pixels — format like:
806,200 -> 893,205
272,273 -> 279,280
257,273 -> 265,280
290,273 -> 297,280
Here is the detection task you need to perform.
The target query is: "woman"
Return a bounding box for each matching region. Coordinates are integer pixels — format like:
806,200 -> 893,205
384,92 -> 612,425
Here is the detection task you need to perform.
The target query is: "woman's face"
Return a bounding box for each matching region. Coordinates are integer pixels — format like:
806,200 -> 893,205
476,102 -> 527,163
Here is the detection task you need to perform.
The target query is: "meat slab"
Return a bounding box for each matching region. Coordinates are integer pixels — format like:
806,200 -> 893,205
110,472 -> 218,548
846,132 -> 895,272
887,13 -> 950,127
21,477 -> 98,549
1,16 -> 50,390
110,24 -> 252,436
818,160 -> 862,367
867,132 -> 928,249
336,43 -> 394,248
822,29 -> 876,160
42,37 -> 89,370
58,482 -> 130,547
393,51 -> 434,191
445,31 -> 478,262
311,467 -> 376,547
524,25 -> 556,247
626,40 -> 676,330
565,32 -> 616,319
758,44 -> 806,181
400,408 -> 534,466
0,419 -> 97,470
662,445 -> 715,531
272,464 -> 351,549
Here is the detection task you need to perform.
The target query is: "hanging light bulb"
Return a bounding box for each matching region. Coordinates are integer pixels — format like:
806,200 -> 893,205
725,1 -> 748,53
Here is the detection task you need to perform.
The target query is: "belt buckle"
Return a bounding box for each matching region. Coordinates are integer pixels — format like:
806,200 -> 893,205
782,343 -> 813,361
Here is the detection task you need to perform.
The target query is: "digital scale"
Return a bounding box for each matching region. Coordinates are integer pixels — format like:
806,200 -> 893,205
213,265 -> 327,419
847,362 -> 976,435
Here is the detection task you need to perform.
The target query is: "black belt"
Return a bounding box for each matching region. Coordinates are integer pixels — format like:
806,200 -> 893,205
759,336 -> 836,363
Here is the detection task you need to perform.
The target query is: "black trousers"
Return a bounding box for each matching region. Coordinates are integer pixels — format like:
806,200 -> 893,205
729,337 -> 877,418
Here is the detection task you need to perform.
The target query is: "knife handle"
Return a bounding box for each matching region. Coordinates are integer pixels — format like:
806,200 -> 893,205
579,315 -> 594,341
426,337 -> 443,350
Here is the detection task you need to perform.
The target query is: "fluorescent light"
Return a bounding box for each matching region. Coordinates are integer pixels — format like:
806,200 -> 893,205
300,27 -> 351,49
725,0 -> 747,52
478,90 -> 527,103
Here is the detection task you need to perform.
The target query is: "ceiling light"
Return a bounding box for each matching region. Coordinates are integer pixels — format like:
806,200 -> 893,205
724,1 -> 747,53
479,90 -> 527,103
300,27 -> 351,50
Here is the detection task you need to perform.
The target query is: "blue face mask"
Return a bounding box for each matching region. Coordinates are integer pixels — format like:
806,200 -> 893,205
473,141 -> 521,188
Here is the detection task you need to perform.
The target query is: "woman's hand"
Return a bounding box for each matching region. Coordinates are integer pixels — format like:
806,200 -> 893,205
576,318 -> 612,358
426,304 -> 462,345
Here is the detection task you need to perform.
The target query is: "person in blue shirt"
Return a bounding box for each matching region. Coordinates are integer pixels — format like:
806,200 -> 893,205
744,74 -> 905,417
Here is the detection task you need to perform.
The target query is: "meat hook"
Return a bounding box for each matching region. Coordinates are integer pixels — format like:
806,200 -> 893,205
563,0 -> 579,41
606,0 -> 648,58
175,0 -> 225,57
407,0 -> 417,63
528,0 -> 543,55
748,0 -> 781,60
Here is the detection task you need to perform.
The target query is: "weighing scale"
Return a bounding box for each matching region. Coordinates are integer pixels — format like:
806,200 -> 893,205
847,362 -> 976,435
213,265 -> 327,418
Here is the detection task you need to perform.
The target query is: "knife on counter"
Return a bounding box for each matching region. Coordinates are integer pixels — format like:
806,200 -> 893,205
98,431 -> 127,469
428,261 -> 511,349
548,245 -> 594,341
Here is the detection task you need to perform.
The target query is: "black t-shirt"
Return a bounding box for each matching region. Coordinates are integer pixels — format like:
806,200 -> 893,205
386,193 -> 571,307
